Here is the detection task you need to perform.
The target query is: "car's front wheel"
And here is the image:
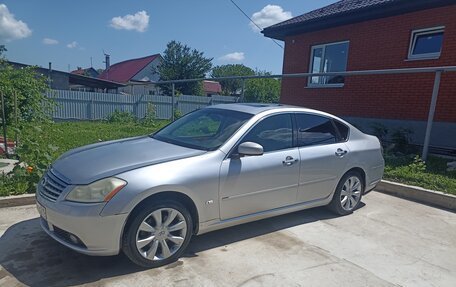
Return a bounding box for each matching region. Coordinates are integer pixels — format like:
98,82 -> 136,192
328,171 -> 364,215
122,200 -> 193,268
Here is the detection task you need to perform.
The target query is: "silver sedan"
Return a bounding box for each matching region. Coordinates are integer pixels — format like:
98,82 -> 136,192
36,103 -> 384,268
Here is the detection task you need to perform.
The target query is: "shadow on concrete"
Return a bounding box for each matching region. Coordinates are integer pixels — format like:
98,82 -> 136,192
0,203 -> 364,286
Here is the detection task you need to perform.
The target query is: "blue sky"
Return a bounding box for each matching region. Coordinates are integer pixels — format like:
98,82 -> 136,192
1,0 -> 337,74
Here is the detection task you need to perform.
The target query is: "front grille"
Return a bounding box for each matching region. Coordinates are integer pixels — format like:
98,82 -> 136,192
39,169 -> 69,201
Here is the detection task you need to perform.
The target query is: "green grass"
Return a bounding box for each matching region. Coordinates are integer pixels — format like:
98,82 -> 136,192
384,155 -> 456,195
18,120 -> 169,160
0,162 -> 8,168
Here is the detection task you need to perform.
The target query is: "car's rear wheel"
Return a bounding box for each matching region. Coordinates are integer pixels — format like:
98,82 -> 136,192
122,201 -> 193,268
328,171 -> 363,215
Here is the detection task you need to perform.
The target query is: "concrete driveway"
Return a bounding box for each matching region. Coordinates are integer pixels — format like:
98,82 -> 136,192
0,192 -> 455,287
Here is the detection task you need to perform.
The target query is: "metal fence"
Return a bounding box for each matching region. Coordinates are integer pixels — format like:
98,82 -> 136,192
47,90 -> 238,121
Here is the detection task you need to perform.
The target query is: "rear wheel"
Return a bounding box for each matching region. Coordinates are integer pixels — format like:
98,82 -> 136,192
122,201 -> 193,268
328,171 -> 363,215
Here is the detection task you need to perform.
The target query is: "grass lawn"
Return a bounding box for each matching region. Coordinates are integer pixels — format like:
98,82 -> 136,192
19,120 -> 169,160
384,155 -> 456,195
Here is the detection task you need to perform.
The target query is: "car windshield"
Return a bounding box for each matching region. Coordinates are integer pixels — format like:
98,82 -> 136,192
152,108 -> 253,151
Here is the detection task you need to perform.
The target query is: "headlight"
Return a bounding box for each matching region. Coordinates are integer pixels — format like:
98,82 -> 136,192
66,177 -> 126,203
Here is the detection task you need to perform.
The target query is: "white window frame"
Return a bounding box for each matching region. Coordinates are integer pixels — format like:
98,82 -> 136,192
408,26 -> 444,60
308,40 -> 349,88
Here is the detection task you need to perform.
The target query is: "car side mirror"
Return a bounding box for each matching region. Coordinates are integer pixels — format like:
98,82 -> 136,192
238,142 -> 264,156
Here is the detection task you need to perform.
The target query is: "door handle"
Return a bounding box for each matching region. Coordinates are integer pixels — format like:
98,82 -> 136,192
283,156 -> 298,166
335,148 -> 348,157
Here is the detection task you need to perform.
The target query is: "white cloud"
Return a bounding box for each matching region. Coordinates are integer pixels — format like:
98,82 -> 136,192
110,11 -> 149,32
219,52 -> 245,62
0,4 -> 32,42
250,5 -> 292,32
42,38 -> 58,45
66,41 -> 78,49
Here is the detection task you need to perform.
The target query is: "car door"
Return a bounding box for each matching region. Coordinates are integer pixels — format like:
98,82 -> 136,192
295,113 -> 350,203
219,113 -> 300,220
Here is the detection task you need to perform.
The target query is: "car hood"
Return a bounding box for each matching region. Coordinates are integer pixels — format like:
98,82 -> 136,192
52,136 -> 206,184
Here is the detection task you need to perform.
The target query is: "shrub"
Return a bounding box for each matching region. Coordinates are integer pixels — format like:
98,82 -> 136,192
107,110 -> 136,123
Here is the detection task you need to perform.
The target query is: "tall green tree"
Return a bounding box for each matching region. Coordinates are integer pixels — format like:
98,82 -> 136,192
158,41 -> 213,96
211,64 -> 254,96
244,71 -> 281,103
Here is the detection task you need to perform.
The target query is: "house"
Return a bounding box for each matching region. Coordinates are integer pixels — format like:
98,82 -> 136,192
263,0 -> 456,150
71,67 -> 100,78
8,61 -> 124,93
203,80 -> 222,96
98,54 -> 162,95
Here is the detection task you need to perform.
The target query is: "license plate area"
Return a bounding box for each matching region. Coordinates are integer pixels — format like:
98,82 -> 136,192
36,202 -> 47,220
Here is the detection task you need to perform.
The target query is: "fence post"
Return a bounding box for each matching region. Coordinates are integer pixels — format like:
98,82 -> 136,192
422,70 -> 442,161
171,83 -> 175,121
240,78 -> 246,103
1,91 -> 9,159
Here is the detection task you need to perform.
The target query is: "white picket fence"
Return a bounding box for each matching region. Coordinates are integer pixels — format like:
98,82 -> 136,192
47,90 -> 238,120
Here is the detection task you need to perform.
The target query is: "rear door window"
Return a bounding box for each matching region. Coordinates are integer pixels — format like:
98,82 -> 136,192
295,114 -> 338,147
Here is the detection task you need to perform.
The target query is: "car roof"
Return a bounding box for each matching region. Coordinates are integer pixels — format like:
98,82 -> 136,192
207,103 -> 318,115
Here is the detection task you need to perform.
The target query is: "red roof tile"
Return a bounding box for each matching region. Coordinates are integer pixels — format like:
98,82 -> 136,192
98,54 -> 160,83
203,80 -> 222,94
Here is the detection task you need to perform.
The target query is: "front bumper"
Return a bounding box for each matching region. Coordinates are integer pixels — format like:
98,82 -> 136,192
36,192 -> 129,256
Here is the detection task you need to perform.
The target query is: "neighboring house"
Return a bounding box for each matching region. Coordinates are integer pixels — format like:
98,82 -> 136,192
8,61 -> 124,93
71,67 -> 100,78
263,0 -> 456,150
98,54 -> 162,95
203,80 -> 222,96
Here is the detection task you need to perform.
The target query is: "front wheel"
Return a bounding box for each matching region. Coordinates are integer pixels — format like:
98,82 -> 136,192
328,171 -> 364,215
122,201 -> 193,268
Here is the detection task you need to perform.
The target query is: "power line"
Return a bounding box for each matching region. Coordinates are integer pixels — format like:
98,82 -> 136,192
228,0 -> 284,49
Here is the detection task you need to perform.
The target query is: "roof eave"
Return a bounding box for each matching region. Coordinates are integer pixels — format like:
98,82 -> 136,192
263,0 -> 456,40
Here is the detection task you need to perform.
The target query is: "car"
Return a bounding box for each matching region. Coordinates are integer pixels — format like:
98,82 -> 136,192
36,103 -> 384,268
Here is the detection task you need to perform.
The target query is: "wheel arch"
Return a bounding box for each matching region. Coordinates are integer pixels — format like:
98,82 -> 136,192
344,167 -> 367,192
123,191 -> 200,237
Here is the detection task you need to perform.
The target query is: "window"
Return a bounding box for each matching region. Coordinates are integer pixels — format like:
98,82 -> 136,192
241,114 -> 293,153
309,41 -> 349,87
153,108 -> 252,151
334,120 -> 349,142
296,114 -> 338,147
408,27 -> 444,60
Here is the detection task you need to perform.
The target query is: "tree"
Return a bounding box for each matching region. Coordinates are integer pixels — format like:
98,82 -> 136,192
244,71 -> 281,103
211,64 -> 254,96
158,41 -> 212,96
0,60 -> 51,123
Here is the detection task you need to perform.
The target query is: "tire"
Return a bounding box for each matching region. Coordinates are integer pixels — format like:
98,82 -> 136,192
328,171 -> 364,215
122,200 -> 193,268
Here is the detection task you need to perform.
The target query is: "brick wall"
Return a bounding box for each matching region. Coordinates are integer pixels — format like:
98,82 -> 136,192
281,5 -> 456,122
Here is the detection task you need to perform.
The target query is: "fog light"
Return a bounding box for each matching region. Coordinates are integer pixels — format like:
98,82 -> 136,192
69,234 -> 79,244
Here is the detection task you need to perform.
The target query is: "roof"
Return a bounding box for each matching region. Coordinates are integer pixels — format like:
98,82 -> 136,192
208,103 -> 295,114
203,80 -> 222,94
263,0 -> 456,40
98,54 -> 160,83
71,67 -> 98,76
7,61 -> 125,89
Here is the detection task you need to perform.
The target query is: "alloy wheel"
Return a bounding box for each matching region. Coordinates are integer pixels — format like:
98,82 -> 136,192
135,208 -> 188,261
340,176 -> 362,211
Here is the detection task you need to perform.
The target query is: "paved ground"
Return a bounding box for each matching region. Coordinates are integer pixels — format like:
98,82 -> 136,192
0,192 -> 455,287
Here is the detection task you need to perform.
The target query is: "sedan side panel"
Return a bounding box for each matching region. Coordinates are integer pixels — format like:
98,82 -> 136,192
219,148 -> 300,220
297,143 -> 350,202
101,151 -> 225,224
